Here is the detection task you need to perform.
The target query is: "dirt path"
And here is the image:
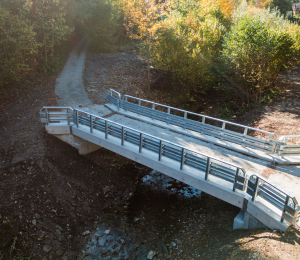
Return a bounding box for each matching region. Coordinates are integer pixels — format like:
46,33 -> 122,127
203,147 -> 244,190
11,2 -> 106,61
1,45 -> 300,259
55,36 -> 92,108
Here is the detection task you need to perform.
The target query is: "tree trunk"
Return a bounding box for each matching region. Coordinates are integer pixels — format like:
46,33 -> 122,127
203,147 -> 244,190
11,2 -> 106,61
147,44 -> 150,93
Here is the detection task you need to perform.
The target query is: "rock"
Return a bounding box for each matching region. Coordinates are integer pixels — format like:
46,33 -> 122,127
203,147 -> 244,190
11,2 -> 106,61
42,257 -> 47,260
134,217 -> 139,222
56,250 -> 63,256
43,245 -> 52,253
171,242 -> 176,247
99,237 -> 106,246
35,213 -> 41,218
62,257 -> 68,260
176,239 -> 183,245
103,186 -> 110,193
32,219 -> 37,226
147,250 -> 157,260
82,230 -> 91,236
105,230 -> 110,235
56,229 -> 62,236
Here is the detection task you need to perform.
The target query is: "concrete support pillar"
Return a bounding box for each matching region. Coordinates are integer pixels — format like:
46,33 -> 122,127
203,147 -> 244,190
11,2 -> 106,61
54,134 -> 102,155
233,210 -> 267,230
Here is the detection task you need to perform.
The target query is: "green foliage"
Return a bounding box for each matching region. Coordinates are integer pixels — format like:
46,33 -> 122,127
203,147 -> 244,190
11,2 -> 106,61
83,0 -> 123,52
0,5 -> 39,84
152,3 -> 229,93
262,0 -> 292,15
222,5 -> 295,102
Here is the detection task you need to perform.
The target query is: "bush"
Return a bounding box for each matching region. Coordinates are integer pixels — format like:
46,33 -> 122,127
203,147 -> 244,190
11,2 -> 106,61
222,5 -> 295,102
152,2 -> 229,94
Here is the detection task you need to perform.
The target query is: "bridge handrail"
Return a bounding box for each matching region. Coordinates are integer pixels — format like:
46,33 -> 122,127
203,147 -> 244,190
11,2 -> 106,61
247,174 -> 299,224
109,88 -> 121,99
74,108 -> 246,172
40,106 -> 73,125
277,135 -> 300,157
279,135 -> 300,143
123,94 -> 277,143
40,106 -> 73,111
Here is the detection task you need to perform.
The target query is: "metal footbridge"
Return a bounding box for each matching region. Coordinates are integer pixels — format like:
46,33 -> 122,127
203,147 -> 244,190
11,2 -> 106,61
40,89 -> 300,231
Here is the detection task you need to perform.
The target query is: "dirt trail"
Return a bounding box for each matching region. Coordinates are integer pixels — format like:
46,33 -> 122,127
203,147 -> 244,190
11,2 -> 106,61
55,36 -> 92,108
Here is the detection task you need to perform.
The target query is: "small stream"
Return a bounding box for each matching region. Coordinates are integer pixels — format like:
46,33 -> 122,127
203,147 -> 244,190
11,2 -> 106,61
82,170 -> 202,260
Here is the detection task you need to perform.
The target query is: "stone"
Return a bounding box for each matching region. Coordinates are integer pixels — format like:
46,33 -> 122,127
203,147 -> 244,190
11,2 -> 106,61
134,217 -> 139,222
62,257 -> 68,260
43,245 -> 52,253
56,229 -> 62,236
103,186 -> 110,193
171,242 -> 176,247
56,250 -> 63,256
32,219 -> 37,226
147,250 -> 157,260
42,257 -> 47,260
82,230 -> 91,236
99,237 -> 106,246
105,230 -> 110,235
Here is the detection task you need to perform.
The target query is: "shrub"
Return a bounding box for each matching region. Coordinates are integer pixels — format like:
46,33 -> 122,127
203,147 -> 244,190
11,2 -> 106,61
152,2 -> 229,94
222,4 -> 295,103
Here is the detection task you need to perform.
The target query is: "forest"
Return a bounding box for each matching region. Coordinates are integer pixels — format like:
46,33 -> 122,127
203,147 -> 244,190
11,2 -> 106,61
0,0 -> 299,113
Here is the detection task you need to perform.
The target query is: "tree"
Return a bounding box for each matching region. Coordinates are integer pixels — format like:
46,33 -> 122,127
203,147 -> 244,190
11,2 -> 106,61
122,0 -> 166,92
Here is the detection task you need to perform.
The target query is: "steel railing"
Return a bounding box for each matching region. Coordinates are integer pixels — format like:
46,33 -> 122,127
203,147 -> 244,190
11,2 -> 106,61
278,135 -> 300,157
40,107 -> 73,125
73,108 -> 247,192
106,90 -> 278,153
40,106 -> 300,226
247,174 -> 299,224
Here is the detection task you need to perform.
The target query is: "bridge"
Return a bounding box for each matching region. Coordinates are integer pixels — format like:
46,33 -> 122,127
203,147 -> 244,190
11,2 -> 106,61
40,89 -> 300,231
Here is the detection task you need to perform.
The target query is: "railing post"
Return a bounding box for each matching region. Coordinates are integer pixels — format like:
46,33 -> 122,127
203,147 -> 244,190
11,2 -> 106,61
222,122 -> 226,129
67,108 -> 70,125
105,121 -> 108,139
243,128 -> 248,135
281,196 -> 290,222
252,177 -> 260,202
76,110 -> 79,128
152,103 -> 155,110
90,115 -> 93,133
158,140 -> 163,161
121,127 -> 124,146
45,108 -> 49,125
139,133 -> 143,153
184,112 -> 187,119
138,99 -> 141,106
168,107 -> 170,114
180,148 -> 185,170
202,116 -> 205,123
233,168 -> 239,192
205,158 -> 210,181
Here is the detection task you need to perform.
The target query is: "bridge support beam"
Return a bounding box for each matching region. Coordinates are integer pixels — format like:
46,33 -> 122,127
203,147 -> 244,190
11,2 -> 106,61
233,210 -> 267,230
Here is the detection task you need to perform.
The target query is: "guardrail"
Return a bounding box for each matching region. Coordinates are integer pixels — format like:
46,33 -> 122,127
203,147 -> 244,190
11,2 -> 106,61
40,107 -> 73,125
73,108 -> 247,192
40,106 -> 300,226
278,135 -> 300,157
106,90 -> 278,153
247,174 -> 299,225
